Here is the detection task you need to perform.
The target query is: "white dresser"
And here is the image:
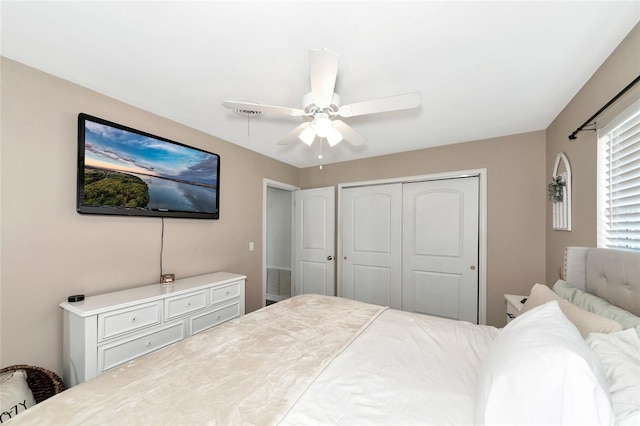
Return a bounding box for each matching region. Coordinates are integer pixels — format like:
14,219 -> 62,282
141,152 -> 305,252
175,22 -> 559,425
60,272 -> 246,387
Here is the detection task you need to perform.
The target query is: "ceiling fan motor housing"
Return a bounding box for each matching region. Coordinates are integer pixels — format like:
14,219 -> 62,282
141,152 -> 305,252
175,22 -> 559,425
303,92 -> 341,116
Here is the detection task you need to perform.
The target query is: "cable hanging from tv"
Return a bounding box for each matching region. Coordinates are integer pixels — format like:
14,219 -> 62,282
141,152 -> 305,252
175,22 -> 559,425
568,75 -> 640,140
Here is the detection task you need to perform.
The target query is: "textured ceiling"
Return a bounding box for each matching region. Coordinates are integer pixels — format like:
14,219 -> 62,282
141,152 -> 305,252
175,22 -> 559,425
2,1 -> 639,167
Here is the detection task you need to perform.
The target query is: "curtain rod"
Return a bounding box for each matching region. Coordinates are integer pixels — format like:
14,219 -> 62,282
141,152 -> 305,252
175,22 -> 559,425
568,74 -> 640,140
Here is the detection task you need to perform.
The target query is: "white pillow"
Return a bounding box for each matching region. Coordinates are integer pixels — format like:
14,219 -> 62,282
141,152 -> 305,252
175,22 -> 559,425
0,370 -> 36,423
475,301 -> 614,426
554,279 -> 640,336
586,329 -> 640,426
522,283 -> 623,337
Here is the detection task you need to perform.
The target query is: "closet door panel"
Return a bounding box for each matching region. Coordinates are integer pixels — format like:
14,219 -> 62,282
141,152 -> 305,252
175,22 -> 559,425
412,270 -> 463,319
352,265 -> 392,307
412,191 -> 462,257
341,184 -> 402,309
403,177 -> 479,323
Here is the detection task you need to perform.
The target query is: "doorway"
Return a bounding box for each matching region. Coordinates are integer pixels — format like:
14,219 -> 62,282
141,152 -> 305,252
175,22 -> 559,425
263,180 -> 298,307
266,186 -> 293,304
262,180 -> 336,307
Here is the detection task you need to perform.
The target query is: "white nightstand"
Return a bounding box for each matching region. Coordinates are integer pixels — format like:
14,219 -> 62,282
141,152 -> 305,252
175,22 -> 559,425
504,294 -> 527,324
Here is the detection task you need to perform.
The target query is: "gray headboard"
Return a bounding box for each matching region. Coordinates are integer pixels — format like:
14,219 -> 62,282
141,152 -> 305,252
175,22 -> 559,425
564,246 -> 640,316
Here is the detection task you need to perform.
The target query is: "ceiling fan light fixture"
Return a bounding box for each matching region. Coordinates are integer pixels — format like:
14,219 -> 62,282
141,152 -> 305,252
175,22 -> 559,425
327,127 -> 343,146
312,113 -> 332,138
298,126 -> 316,146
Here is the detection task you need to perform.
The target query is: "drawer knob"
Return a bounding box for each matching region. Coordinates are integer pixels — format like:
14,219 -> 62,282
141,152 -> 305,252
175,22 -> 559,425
187,302 -> 191,307
146,341 -> 151,347
131,317 -> 137,322
217,315 -> 221,320
225,290 -> 230,295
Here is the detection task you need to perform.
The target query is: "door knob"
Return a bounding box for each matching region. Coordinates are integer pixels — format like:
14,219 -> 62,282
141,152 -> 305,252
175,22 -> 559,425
327,256 -> 333,261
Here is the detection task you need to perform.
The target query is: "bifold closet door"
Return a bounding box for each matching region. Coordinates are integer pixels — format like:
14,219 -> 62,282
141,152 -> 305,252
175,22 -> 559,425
341,184 -> 402,309
402,177 -> 479,323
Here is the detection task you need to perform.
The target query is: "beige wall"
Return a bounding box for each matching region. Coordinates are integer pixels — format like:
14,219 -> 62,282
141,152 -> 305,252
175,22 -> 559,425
545,23 -> 640,284
0,58 -> 299,373
1,22 -> 636,377
300,131 -> 547,327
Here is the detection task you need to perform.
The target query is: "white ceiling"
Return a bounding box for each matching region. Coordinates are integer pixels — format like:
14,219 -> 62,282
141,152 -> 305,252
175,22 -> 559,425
2,1 -> 639,168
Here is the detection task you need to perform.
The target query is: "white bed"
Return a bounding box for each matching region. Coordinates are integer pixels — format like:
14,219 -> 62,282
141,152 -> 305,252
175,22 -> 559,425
4,247 -> 640,425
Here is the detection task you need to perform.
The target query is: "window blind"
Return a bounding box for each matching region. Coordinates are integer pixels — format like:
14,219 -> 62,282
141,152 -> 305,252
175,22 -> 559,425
597,99 -> 640,250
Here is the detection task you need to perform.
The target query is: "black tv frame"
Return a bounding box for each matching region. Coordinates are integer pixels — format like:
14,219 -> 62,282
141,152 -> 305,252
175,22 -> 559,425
77,113 -> 220,219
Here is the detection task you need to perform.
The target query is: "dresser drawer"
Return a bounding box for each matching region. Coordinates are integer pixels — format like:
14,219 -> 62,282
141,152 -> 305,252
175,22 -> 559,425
98,321 -> 185,373
191,303 -> 240,335
210,281 -> 241,305
164,290 -> 207,321
98,302 -> 161,341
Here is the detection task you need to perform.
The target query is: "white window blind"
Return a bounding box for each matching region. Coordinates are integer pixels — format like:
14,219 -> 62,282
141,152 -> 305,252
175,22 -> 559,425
597,99 -> 640,250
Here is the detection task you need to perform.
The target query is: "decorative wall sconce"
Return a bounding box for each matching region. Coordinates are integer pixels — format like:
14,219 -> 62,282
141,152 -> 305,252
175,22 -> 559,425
550,152 -> 572,231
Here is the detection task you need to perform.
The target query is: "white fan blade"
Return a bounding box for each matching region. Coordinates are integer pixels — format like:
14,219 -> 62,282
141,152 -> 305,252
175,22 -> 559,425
332,120 -> 367,146
277,122 -> 312,145
309,48 -> 339,109
337,92 -> 422,117
223,101 -> 304,117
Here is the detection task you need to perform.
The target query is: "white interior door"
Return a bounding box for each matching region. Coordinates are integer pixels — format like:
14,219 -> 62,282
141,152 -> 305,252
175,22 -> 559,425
294,187 -> 335,296
341,184 -> 402,309
402,177 -> 479,323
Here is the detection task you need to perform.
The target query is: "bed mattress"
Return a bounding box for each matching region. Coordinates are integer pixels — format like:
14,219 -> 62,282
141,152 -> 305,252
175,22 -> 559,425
281,309 -> 498,425
8,295 -> 497,425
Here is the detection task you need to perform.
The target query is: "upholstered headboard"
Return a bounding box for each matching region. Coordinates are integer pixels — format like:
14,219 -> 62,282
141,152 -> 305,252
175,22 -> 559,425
564,246 -> 640,316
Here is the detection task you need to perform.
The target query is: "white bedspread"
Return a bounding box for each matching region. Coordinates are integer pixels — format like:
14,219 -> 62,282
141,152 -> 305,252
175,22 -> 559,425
280,309 -> 499,425
9,295 -> 499,425
9,295 -> 385,425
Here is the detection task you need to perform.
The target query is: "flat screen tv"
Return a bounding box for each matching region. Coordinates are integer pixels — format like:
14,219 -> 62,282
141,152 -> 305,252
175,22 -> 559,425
77,113 -> 220,219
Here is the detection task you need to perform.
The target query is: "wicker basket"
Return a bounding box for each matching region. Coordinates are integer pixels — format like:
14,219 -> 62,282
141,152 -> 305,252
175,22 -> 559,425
0,365 -> 65,403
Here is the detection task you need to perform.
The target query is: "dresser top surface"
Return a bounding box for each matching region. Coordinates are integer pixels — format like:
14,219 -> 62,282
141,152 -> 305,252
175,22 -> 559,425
60,272 -> 246,316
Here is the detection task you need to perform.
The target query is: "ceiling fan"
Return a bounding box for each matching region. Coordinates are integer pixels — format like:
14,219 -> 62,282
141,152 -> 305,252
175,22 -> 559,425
223,48 -> 422,148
